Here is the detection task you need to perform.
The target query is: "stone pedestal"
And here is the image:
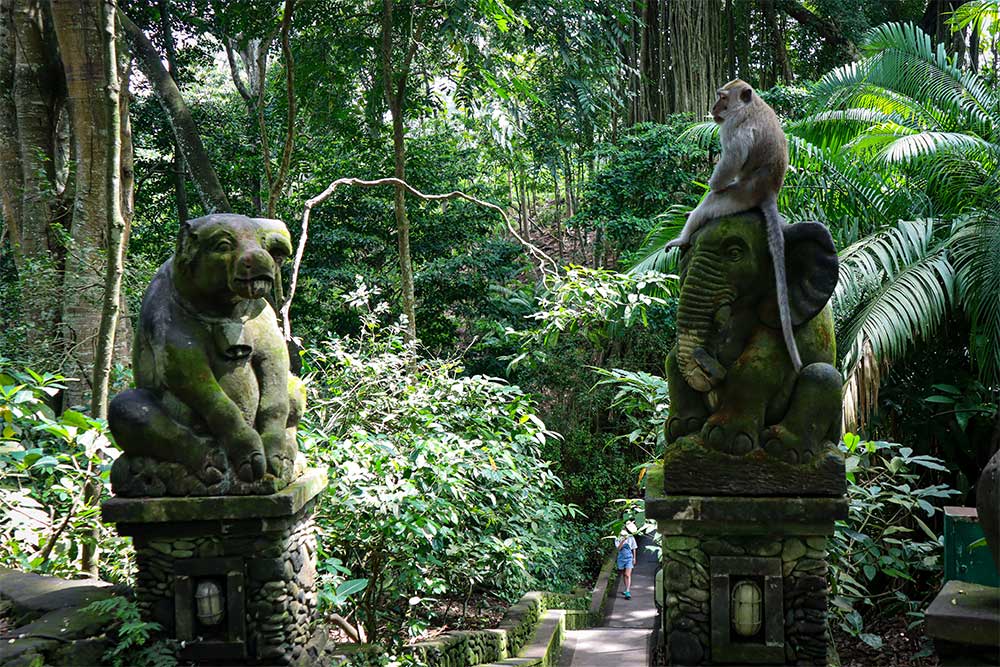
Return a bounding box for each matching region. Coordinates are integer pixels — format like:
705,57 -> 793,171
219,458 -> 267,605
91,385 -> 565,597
646,464 -> 846,666
102,468 -> 327,666
926,580 -> 1000,666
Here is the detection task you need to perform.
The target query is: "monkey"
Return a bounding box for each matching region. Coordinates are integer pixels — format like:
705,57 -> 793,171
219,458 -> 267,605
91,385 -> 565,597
667,78 -> 803,373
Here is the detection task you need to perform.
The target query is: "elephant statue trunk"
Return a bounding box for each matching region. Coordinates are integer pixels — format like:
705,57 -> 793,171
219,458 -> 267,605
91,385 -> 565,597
676,248 -> 734,392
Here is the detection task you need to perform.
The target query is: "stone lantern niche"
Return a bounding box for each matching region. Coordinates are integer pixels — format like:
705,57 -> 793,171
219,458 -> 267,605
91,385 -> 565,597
649,212 -> 847,666
101,214 -> 327,666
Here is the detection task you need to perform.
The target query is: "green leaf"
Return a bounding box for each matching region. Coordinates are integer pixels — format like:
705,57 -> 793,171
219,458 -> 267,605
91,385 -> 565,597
30,456 -> 58,469
336,578 -> 368,598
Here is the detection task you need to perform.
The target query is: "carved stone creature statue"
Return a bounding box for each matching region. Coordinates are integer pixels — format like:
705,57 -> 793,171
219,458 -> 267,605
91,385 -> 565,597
109,214 -> 305,496
663,212 -> 845,496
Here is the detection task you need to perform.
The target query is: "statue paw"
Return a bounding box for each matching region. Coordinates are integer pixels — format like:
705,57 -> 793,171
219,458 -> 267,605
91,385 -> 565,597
267,449 -> 296,480
666,415 -> 706,442
762,425 -> 819,464
703,420 -> 757,456
236,451 -> 266,482
199,449 -> 227,485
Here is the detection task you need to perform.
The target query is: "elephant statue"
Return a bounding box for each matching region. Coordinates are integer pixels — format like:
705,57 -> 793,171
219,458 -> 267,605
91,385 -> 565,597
662,211 -> 846,496
108,214 -> 306,497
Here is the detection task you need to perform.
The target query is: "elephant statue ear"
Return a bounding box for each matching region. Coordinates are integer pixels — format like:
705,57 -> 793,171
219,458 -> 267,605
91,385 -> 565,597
760,222 -> 839,328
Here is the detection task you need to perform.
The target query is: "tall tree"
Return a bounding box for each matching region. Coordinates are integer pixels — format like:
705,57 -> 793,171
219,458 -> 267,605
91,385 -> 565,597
380,0 -> 423,341
667,0 -> 726,115
0,0 -> 131,409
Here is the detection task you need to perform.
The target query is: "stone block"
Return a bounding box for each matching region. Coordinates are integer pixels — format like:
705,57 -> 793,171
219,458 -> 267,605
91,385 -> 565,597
0,569 -> 112,618
926,580 -> 1000,648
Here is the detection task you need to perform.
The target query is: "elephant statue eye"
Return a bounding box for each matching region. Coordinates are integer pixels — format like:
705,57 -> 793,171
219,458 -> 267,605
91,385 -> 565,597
214,239 -> 234,252
725,244 -> 744,262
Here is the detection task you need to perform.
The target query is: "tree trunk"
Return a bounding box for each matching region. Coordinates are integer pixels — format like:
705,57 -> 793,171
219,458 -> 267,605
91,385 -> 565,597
761,0 -> 792,85
51,0 -> 124,576
667,0 -> 725,115
265,0 -> 297,217
52,0 -> 113,409
726,0 -> 735,80
381,0 -> 417,341
158,0 -> 188,223
389,100 -> 415,341
8,0 -> 67,363
0,3 -> 21,242
119,11 -> 230,213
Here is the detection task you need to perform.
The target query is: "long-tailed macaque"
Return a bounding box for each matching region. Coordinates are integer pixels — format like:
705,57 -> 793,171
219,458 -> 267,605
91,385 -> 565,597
668,78 -> 802,372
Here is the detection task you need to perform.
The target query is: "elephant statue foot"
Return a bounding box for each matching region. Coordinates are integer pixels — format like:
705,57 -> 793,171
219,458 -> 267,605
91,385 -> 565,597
761,362 -> 841,464
703,415 -> 759,456
666,415 -> 708,442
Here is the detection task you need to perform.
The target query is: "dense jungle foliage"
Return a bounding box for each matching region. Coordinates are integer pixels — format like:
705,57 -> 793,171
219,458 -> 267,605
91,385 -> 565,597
1,0 -> 998,662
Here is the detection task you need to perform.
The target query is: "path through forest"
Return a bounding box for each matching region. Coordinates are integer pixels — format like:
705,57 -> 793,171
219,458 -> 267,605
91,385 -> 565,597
560,536 -> 658,667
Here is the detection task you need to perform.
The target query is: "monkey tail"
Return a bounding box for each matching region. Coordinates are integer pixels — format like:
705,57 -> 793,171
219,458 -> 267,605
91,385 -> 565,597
762,200 -> 803,374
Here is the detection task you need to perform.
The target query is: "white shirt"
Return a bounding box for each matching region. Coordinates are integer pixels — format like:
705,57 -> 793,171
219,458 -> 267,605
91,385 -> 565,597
616,535 -> 637,553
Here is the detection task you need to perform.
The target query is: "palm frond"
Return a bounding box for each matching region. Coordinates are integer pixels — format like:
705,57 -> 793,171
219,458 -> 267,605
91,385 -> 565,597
879,132 -> 999,164
678,121 -> 719,150
950,211 -> 1000,383
787,136 -> 898,226
627,206 -> 687,275
861,22 -> 1000,136
788,109 -> 898,151
837,225 -> 954,376
836,219 -> 937,305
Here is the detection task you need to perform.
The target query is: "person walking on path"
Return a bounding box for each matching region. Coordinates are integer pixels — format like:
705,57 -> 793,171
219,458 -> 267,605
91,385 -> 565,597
615,521 -> 638,600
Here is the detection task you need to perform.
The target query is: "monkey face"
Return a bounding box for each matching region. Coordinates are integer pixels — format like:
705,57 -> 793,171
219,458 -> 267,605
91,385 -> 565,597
712,79 -> 755,123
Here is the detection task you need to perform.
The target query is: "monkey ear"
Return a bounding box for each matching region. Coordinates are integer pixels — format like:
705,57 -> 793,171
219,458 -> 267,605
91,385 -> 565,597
740,86 -> 753,104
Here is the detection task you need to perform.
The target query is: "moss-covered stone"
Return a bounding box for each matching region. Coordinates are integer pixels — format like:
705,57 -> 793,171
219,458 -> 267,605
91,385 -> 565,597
102,466 -> 326,525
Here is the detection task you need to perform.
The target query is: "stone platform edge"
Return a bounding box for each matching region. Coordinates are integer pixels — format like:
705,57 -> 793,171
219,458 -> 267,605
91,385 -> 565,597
101,466 -> 327,524
645,463 -> 847,529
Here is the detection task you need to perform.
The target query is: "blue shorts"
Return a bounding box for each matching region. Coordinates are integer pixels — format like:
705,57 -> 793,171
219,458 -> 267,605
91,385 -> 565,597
617,550 -> 634,570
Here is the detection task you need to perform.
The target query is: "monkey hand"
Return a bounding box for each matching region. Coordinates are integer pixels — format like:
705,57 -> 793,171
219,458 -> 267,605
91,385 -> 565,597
708,174 -> 736,192
665,237 -> 690,250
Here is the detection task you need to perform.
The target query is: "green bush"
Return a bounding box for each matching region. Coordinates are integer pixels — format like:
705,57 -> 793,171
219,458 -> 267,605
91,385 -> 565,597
829,434 -> 958,650
0,361 -> 131,583
573,119 -> 705,259
300,282 -> 582,645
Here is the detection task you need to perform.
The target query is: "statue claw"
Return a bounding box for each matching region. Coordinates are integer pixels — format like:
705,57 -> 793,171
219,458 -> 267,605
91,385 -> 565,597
237,451 -> 266,482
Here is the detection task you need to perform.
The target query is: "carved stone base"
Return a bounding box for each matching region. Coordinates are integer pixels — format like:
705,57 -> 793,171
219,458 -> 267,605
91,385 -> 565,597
646,464 -> 846,666
102,468 -> 326,666
110,451 -> 308,497
662,437 -> 846,497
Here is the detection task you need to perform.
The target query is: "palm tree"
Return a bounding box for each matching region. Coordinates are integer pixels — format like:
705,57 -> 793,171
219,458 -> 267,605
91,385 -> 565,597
799,22 -> 999,429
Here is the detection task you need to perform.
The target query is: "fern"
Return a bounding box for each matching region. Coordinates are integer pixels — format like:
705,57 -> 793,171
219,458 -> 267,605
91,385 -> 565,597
81,597 -> 177,667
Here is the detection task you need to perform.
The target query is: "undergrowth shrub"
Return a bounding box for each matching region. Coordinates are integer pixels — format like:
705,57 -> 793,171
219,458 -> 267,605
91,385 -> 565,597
81,597 -> 177,667
0,361 -> 131,583
300,282 -> 582,646
829,434 -> 958,650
